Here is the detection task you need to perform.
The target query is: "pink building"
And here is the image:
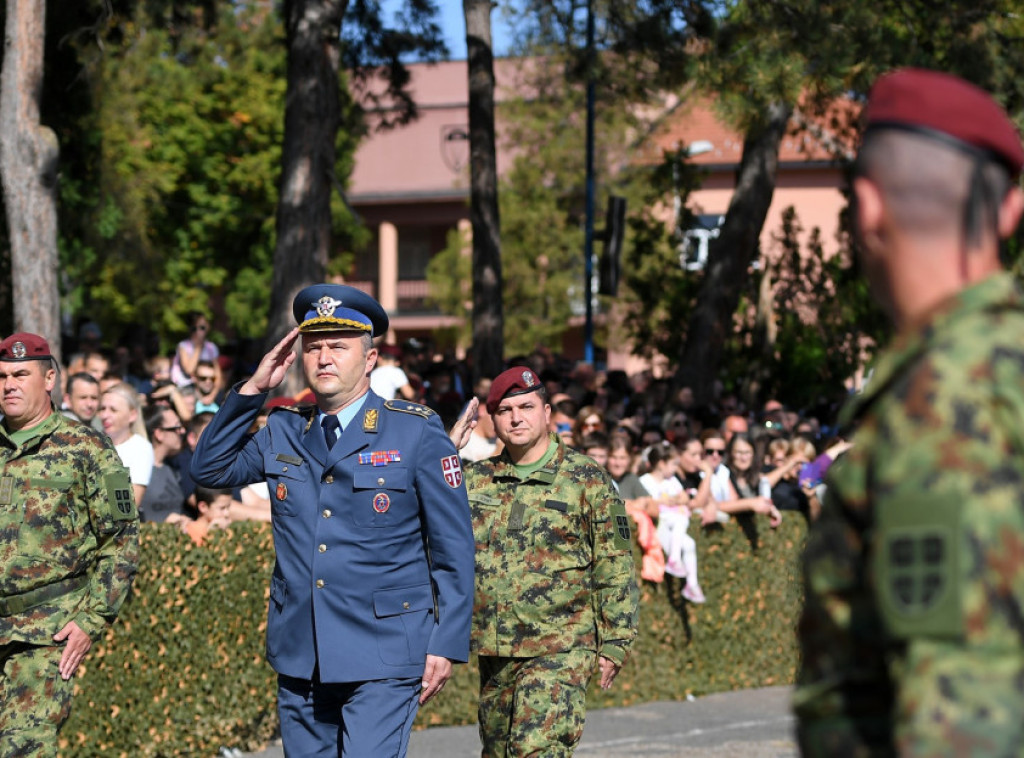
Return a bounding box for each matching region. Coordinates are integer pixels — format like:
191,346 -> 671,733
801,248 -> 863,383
346,60 -> 852,363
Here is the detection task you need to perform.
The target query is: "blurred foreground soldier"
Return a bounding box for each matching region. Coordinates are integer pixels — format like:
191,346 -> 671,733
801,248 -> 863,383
794,69 -> 1024,756
465,367 -> 638,756
0,333 -> 139,755
191,285 -> 473,757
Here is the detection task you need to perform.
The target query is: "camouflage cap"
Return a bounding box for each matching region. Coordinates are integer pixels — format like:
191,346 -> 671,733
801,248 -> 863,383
0,332 -> 53,362
486,366 -> 543,415
865,68 -> 1024,178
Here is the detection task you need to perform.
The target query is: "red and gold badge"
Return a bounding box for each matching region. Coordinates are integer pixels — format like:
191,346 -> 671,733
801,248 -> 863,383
373,492 -> 390,513
276,482 -> 288,501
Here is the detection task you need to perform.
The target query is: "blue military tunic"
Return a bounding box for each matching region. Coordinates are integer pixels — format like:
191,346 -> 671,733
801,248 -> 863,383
191,388 -> 474,683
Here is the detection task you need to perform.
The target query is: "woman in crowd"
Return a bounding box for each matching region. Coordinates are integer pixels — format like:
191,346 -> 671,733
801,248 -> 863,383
171,311 -> 220,387
716,432 -> 781,527
572,405 -> 607,449
99,382 -> 153,505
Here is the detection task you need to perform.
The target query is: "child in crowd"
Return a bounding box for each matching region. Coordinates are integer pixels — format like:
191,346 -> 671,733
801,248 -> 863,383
640,442 -> 705,603
183,486 -> 233,546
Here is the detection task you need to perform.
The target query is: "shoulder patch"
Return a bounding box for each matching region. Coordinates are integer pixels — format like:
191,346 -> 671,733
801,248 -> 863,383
104,468 -> 137,522
384,400 -> 436,418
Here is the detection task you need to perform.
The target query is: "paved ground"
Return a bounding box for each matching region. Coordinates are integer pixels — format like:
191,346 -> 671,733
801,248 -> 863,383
243,686 -> 796,758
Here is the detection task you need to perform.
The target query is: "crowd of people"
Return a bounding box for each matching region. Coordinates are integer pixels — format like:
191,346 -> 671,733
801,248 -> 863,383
52,311 -> 850,598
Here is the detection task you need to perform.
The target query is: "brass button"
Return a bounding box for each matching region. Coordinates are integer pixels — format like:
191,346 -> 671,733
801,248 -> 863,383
377,477 -> 385,486
322,509 -> 332,518
402,602 -> 410,609
316,579 -> 324,589
325,475 -> 334,484
282,466 -> 289,472
318,544 -> 327,553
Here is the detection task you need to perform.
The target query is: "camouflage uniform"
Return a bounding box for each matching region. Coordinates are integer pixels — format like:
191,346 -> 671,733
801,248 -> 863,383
794,273 -> 1024,756
466,434 -> 638,757
0,409 -> 139,756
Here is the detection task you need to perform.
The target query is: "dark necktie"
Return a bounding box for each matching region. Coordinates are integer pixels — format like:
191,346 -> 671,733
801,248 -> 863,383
321,414 -> 340,450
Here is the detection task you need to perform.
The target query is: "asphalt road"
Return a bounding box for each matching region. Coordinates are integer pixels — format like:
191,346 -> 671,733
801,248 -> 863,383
243,686 -> 796,758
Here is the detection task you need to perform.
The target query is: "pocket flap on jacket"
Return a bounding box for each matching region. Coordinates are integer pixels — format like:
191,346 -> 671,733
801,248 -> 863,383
372,583 -> 434,618
354,468 -> 409,492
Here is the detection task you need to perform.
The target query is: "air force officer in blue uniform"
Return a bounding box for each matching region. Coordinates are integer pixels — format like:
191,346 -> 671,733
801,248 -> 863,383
191,284 -> 474,757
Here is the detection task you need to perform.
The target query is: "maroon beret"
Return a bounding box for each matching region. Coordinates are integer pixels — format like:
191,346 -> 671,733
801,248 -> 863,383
865,68 -> 1024,178
486,366 -> 543,415
0,332 -> 52,362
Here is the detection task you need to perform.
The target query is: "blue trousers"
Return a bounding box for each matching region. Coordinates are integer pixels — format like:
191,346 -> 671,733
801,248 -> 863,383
277,673 -> 421,758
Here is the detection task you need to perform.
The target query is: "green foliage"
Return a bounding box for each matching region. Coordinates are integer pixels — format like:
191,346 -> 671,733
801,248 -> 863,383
57,4 -> 289,345
64,517 -> 804,753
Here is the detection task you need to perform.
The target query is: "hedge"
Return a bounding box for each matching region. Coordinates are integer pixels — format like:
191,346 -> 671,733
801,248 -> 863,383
60,515 -> 806,756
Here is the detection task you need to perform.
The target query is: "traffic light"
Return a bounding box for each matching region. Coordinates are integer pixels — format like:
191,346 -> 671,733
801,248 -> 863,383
599,195 -> 626,296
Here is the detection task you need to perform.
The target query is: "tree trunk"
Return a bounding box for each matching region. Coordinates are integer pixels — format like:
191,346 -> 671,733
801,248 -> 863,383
675,102 -> 792,405
266,0 -> 345,392
464,0 -> 504,382
0,0 -> 60,362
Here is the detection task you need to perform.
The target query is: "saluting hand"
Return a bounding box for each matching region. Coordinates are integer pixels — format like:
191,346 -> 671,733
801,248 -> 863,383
448,396 -> 479,451
241,328 -> 300,395
54,621 -> 92,680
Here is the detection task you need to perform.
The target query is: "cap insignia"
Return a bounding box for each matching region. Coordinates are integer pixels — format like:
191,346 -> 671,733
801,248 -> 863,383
11,342 -> 26,359
314,296 -> 343,319
522,370 -> 535,387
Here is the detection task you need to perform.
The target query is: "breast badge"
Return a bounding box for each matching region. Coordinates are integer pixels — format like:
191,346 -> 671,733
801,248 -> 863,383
276,482 -> 288,501
373,492 -> 391,513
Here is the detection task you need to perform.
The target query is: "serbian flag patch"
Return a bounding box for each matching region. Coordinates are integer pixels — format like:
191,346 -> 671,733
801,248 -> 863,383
441,455 -> 463,488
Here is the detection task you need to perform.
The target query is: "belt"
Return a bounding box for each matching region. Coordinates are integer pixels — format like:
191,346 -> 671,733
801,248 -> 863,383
0,575 -> 89,617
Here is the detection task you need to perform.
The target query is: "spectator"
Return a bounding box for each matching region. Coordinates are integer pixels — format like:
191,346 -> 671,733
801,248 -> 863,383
677,436 -> 720,525
370,344 -> 415,401
572,405 -> 607,448
549,401 -> 575,445
171,311 -> 219,387
768,437 -> 817,520
661,409 -> 691,444
579,431 -> 610,469
722,413 -> 749,444
700,429 -> 733,503
99,382 -> 153,505
606,436 -> 663,583
192,359 -> 222,414
139,406 -> 188,524
717,432 -> 781,527
639,442 -> 705,602
62,372 -> 100,424
182,486 -> 233,546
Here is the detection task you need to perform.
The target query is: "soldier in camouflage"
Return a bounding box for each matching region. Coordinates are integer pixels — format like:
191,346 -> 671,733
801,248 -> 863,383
794,70 -> 1024,756
464,366 -> 638,757
0,333 -> 139,757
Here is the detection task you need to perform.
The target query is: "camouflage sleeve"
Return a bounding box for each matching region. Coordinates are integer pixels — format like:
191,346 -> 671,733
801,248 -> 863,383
77,440 -> 140,640
797,349 -> 1024,757
588,470 -> 639,665
878,392 -> 1024,756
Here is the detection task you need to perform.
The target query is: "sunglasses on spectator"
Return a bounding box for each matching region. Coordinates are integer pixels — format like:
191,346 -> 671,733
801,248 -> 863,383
192,324 -> 208,333
195,374 -> 216,382
704,448 -> 725,456
160,425 -> 185,434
